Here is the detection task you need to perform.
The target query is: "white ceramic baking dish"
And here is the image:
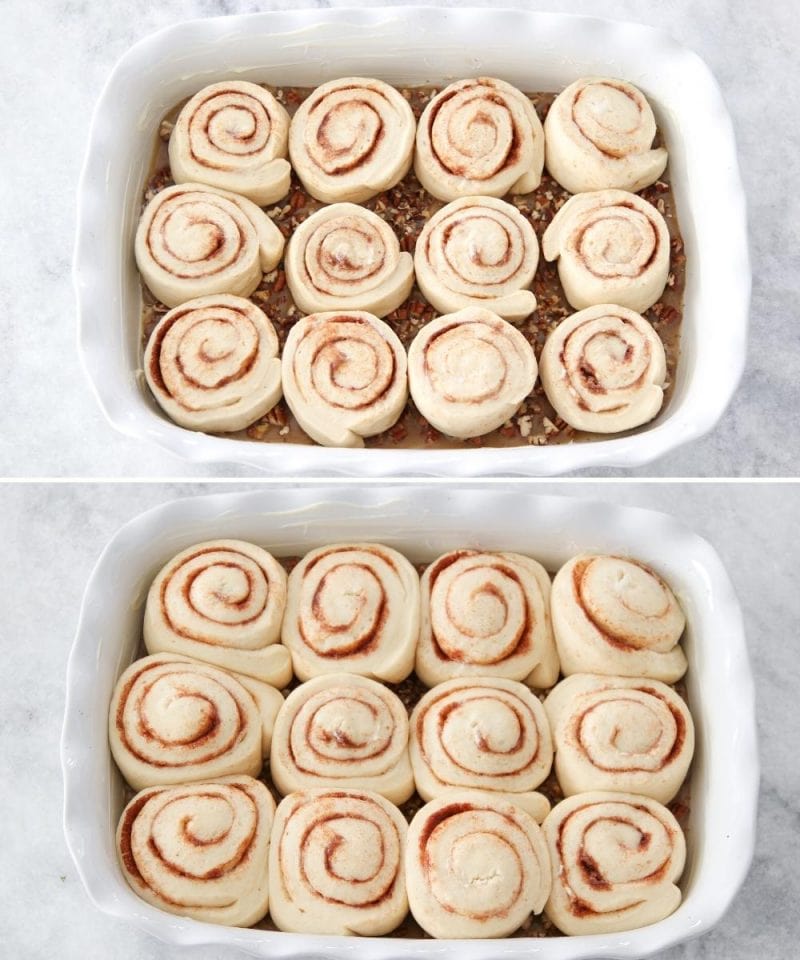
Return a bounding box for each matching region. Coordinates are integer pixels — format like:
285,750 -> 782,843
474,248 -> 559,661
74,6 -> 749,476
62,486 -> 758,957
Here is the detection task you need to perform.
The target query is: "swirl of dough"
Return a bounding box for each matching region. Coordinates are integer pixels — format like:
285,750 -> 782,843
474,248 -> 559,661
282,543 -> 420,683
407,307 -> 537,439
117,775 -> 274,927
414,196 -> 539,323
285,203 -> 413,317
539,304 -> 667,433
544,77 -> 668,194
544,674 -> 694,803
269,674 -> 414,804
135,183 -> 284,308
551,555 -> 687,682
108,654 -> 283,791
406,791 -> 551,938
281,310 -> 407,447
269,788 -> 408,935
169,81 -> 291,205
542,189 -> 670,313
543,791 -> 686,935
416,550 -> 559,687
410,678 -> 553,821
289,77 -> 416,203
143,295 -> 282,433
143,540 -> 292,685
415,78 -> 544,201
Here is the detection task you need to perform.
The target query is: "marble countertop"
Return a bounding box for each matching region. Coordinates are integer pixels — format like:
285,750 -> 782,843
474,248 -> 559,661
1,481 -> 797,957
1,0 -> 798,477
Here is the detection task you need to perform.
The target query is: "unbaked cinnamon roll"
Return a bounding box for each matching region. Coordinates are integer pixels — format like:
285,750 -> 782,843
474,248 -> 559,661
544,77 -> 668,194
407,307 -> 537,439
285,203 -> 413,317
135,184 -> 284,308
416,550 -> 559,688
551,555 -> 687,682
415,78 -> 545,201
143,540 -> 291,685
269,788 -> 408,935
289,77 -> 416,203
543,791 -> 686,935
269,674 -> 414,804
281,310 -> 407,447
169,81 -> 291,205
542,189 -> 670,313
414,196 -> 539,322
117,775 -> 274,927
410,678 -> 552,821
282,543 -> 419,682
109,654 -> 283,791
143,295 -> 283,433
406,792 -> 551,938
539,304 -> 667,433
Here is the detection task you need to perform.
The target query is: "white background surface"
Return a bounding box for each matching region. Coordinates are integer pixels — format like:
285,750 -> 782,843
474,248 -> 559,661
1,481 -> 797,957
1,0 -> 798,477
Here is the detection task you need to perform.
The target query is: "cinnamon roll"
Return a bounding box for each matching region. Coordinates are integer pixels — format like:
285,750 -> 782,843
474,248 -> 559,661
410,678 -> 552,821
407,307 -> 537,439
269,674 -> 414,804
539,304 -> 667,433
289,77 -> 415,203
281,310 -> 407,447
406,792 -> 551,938
143,540 -> 292,685
109,654 -> 283,791
416,550 -> 559,688
543,791 -> 686,935
285,203 -> 413,317
143,295 -> 282,433
414,196 -> 539,323
542,189 -> 670,313
135,183 -> 284,308
169,81 -> 291,205
544,77 -> 668,194
544,674 -> 694,803
415,78 -> 545,201
551,555 -> 687,682
282,543 -> 419,683
117,775 -> 274,927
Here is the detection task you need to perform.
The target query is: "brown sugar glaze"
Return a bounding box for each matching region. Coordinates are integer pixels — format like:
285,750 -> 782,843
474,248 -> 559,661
141,86 -> 685,450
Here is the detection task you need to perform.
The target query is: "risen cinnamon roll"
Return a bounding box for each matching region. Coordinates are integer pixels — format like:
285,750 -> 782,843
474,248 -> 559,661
269,674 -> 414,804
415,78 -> 544,201
143,295 -> 282,433
551,555 -> 687,682
414,196 -> 539,322
135,184 -> 284,308
269,788 -> 408,935
542,189 -> 670,313
406,792 -> 551,938
281,310 -> 407,447
289,77 -> 416,203
544,77 -> 668,194
117,775 -> 274,926
543,791 -> 686,935
539,304 -> 667,433
109,654 -> 283,791
282,543 -> 419,682
169,81 -> 291,205
410,678 -> 552,821
285,203 -> 413,317
407,307 -> 537,439
143,540 -> 291,685
416,550 -> 559,688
